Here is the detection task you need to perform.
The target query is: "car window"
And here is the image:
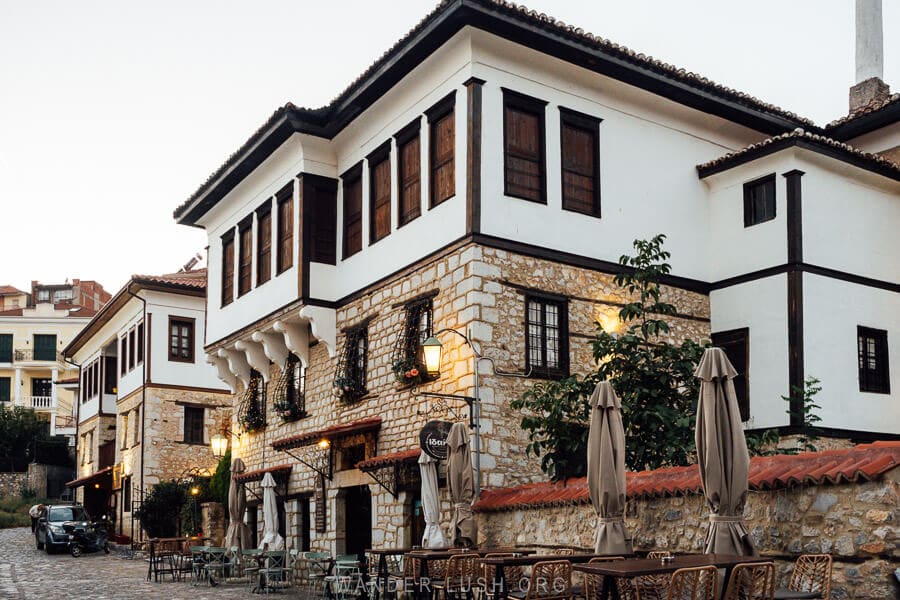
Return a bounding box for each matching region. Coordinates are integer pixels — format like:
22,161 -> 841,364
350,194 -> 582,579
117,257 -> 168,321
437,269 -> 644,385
48,507 -> 88,522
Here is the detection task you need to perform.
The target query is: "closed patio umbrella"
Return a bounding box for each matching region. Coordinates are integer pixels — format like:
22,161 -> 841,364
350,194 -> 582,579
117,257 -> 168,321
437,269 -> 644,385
447,422 -> 477,548
224,457 -> 251,556
418,451 -> 449,549
695,347 -> 756,555
258,472 -> 284,551
587,381 -> 632,555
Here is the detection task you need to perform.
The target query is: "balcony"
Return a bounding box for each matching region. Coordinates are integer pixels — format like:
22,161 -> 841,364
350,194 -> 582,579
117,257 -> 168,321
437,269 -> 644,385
13,349 -> 64,364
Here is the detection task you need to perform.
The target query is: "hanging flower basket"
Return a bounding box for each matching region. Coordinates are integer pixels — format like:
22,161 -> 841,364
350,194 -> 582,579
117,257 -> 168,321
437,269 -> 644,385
333,375 -> 365,403
273,398 -> 305,422
239,410 -> 266,433
392,357 -> 428,386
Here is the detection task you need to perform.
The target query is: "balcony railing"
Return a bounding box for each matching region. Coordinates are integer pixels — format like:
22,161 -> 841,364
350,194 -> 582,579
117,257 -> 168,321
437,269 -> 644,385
55,415 -> 75,429
13,349 -> 64,363
24,396 -> 56,410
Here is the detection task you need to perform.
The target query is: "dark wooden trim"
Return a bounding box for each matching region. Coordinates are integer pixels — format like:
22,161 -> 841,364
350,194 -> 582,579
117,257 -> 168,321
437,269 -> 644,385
275,181 -> 293,201
465,78 -> 484,234
368,142 -> 392,246
787,270 -> 803,427
237,214 -> 253,231
255,198 -> 272,216
220,228 -> 235,242
390,288 -> 440,309
427,91 -> 457,209
394,117 -> 421,144
167,316 -> 196,364
425,90 -> 457,123
742,173 -> 776,227
710,262 -> 900,294
523,291 -> 569,379
365,139 -> 392,165
299,173 -> 339,299
827,100 -> 900,141
559,106 -> 602,218
502,88 -> 548,204
857,325 -> 891,394
340,314 -> 377,334
145,313 -> 152,385
753,424 -> 900,442
171,395 -> 232,405
783,170 -> 804,264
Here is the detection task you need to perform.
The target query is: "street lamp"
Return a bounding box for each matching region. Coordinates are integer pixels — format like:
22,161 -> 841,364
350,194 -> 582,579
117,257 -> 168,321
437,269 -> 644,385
210,433 -> 229,458
422,336 -> 444,375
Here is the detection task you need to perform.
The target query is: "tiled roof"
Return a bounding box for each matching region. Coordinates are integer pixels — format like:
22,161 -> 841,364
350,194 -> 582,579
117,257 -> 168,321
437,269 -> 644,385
0,306 -> 96,318
66,466 -> 114,488
233,464 -> 292,484
174,0 -> 815,223
697,128 -> 900,182
271,417 -> 382,451
0,285 -> 25,296
473,441 -> 900,512
131,269 -> 207,290
356,448 -> 421,471
825,93 -> 900,130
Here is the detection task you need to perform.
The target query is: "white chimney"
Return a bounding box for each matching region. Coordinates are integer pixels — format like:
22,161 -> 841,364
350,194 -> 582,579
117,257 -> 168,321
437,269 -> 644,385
850,0 -> 890,112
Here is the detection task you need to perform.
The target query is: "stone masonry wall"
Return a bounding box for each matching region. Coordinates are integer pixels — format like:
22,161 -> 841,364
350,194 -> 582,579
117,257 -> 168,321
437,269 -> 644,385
478,470 -> 900,600
0,472 -> 26,497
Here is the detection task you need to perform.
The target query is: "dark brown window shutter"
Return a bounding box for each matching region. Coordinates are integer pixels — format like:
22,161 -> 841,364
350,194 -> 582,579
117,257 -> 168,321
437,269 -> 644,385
503,90 -> 547,203
238,222 -> 252,296
277,189 -> 294,273
369,152 -> 391,243
256,206 -> 272,285
430,111 -> 455,206
221,232 -> 234,306
711,328 -> 750,421
560,108 -> 601,217
342,165 -> 363,258
398,134 -> 421,225
308,178 -> 337,265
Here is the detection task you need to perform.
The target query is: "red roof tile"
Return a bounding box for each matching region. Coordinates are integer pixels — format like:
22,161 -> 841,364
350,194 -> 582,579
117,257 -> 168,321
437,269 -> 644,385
356,448 -> 421,471
825,93 -> 900,129
271,417 -> 382,451
132,269 -> 207,290
0,306 -> 96,318
233,464 -> 292,484
66,466 -> 114,488
0,285 -> 26,296
474,441 -> 900,512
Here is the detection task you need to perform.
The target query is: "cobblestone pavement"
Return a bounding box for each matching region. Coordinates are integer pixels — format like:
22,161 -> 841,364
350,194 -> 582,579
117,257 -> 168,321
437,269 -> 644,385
0,528 -> 313,599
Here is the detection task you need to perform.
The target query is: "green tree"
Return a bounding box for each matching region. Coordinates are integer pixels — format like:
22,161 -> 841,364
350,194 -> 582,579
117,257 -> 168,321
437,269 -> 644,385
209,449 -> 231,510
134,480 -> 189,538
0,406 -> 70,472
512,235 -> 706,478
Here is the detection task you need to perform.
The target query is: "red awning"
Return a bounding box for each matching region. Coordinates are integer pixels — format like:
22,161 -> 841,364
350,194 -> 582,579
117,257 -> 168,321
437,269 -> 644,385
356,448 -> 421,472
233,464 -> 292,484
66,466 -> 114,488
271,416 -> 382,451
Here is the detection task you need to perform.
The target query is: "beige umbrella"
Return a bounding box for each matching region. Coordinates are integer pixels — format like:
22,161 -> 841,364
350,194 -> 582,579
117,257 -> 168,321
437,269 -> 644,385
587,381 -> 632,555
446,422 -> 477,547
224,458 -> 251,556
418,451 -> 449,549
695,347 -> 756,555
258,472 -> 284,551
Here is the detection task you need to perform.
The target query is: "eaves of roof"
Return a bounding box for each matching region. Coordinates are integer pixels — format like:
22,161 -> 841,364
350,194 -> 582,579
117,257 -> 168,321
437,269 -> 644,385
825,94 -> 900,141
174,0 -> 817,226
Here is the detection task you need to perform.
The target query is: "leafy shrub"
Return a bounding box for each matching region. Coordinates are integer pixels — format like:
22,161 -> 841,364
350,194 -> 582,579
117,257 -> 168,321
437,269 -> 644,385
209,450 -> 231,510
134,480 -> 189,538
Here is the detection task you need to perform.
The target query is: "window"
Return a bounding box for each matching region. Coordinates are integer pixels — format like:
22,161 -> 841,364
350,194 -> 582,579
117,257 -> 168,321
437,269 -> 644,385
104,356 -> 116,394
503,89 -> 547,203
335,326 -> 367,401
37,289 -> 50,302
711,328 -> 751,421
307,177 -> 338,264
238,217 -> 253,296
858,326 -> 890,393
342,164 -> 363,259
276,185 -> 294,274
122,476 -> 132,513
0,377 -> 10,402
391,297 -> 434,385
32,378 -> 51,398
183,406 -> 205,444
53,289 -> 73,302
256,203 -> 272,285
169,317 -> 195,363
131,407 -> 140,446
0,334 -> 12,363
560,108 -> 601,217
137,322 -> 144,364
120,336 -> 127,376
368,144 -> 392,244
525,293 -> 568,378
427,93 -> 455,207
743,174 -> 776,227
120,413 -> 129,450
128,327 -> 136,371
33,334 -> 56,361
221,231 -> 235,306
396,119 -> 421,226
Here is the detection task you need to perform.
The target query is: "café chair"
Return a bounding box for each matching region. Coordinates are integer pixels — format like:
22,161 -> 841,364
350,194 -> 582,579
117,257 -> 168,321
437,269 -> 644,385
550,548 -> 576,556
583,556 -> 624,600
436,553 -> 480,600
773,554 -> 832,600
665,565 -> 718,600
508,560 -> 572,600
639,552 -> 675,600
723,562 -> 775,600
482,553 -> 524,600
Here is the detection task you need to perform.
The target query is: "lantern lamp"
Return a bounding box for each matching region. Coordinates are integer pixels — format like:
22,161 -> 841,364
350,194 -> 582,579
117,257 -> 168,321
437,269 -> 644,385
422,336 -> 443,376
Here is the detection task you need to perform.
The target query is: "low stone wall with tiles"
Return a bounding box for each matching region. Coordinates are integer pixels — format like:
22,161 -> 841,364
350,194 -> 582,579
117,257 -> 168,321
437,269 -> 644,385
477,468 -> 900,600
0,472 -> 26,497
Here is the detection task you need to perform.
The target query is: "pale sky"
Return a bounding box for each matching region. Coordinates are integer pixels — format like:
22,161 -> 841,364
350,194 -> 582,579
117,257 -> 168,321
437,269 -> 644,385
1,1 -> 897,295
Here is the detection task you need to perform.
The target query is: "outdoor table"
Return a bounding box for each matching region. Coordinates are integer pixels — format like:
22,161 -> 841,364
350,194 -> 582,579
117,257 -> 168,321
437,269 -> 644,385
146,537 -> 201,582
251,551 -> 290,594
482,553 -> 610,600
573,553 -> 771,600
366,547 -> 415,600
407,548 -> 537,600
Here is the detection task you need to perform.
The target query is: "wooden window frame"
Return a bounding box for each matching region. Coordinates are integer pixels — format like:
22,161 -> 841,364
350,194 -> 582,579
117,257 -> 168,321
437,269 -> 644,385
221,230 -> 235,307
426,92 -> 456,208
183,405 -> 205,445
237,216 -> 253,297
137,322 -> 144,365
559,107 -> 602,217
743,174 -> 777,227
342,163 -> 364,260
858,326 -> 890,394
0,376 -> 10,402
711,327 -> 751,421
127,327 -> 136,372
256,201 -> 273,285
276,184 -> 294,274
168,316 -> 196,364
367,142 -> 392,245
33,334 -> 57,361
502,88 -> 548,204
524,291 -> 569,379
119,336 -> 127,377
0,334 -> 12,363
395,118 -> 422,227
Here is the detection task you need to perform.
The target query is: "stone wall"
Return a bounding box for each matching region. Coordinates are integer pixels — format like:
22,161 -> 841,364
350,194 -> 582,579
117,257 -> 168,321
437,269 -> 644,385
478,469 -> 900,600
0,472 -> 25,497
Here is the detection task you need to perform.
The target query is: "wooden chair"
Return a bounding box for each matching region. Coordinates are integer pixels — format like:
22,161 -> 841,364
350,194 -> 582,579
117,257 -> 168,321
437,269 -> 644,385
639,552 -> 675,600
665,566 -> 717,600
583,557 -> 624,600
438,553 -> 480,600
723,562 -> 775,600
482,553 -> 525,600
774,554 -> 832,599
509,560 -> 572,600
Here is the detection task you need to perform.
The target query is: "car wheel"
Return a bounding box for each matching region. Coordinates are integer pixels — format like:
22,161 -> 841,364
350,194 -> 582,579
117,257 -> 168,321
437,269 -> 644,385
35,536 -> 43,550
45,542 -> 55,555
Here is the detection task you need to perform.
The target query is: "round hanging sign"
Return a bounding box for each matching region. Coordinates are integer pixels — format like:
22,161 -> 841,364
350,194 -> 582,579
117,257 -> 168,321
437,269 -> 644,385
419,420 -> 453,460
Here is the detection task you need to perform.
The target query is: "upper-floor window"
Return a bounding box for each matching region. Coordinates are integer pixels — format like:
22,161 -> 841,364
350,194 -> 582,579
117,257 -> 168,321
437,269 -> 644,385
221,231 -> 235,307
183,405 -> 205,445
120,413 -> 129,450
335,325 -> 367,402
858,326 -> 890,394
276,184 -> 294,274
169,317 -> 195,363
368,144 -> 392,244
0,377 -> 10,402
256,202 -> 272,285
137,322 -> 144,365
396,119 -> 421,226
711,328 -> 750,421
342,164 -> 363,259
427,93 -> 455,207
120,335 -> 128,376
0,334 -> 12,363
37,290 -> 50,302
560,108 -> 601,217
525,293 -> 568,378
128,327 -> 136,371
33,334 -> 57,361
238,217 -> 253,297
503,89 -> 547,204
743,174 -> 776,227
54,289 -> 73,302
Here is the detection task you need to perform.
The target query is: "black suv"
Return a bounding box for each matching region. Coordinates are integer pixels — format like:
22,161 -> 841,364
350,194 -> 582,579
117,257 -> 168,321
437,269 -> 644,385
35,504 -> 90,554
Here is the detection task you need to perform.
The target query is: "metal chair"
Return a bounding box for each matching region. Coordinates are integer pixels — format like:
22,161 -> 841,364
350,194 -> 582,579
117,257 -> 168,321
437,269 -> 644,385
638,552 -> 674,600
189,546 -> 210,585
259,550 -> 289,595
326,554 -> 364,600
242,548 -> 263,590
509,560 -> 572,600
774,554 -> 832,600
723,562 -> 775,600
583,556 -> 625,600
204,546 -> 227,585
665,566 -> 717,600
305,551 -> 333,599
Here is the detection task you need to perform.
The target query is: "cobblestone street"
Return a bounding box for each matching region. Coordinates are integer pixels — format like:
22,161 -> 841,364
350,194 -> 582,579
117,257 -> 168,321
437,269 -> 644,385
0,528 -> 309,599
